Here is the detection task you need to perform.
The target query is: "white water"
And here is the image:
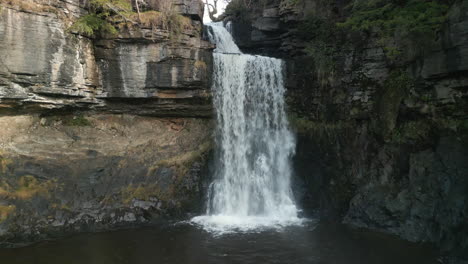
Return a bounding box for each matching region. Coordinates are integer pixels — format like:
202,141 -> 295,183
192,22 -> 302,233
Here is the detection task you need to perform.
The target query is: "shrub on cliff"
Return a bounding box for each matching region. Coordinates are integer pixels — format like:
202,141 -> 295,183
224,0 -> 268,21
69,0 -> 132,37
69,0 -> 193,39
338,0 -> 452,58
339,0 -> 450,36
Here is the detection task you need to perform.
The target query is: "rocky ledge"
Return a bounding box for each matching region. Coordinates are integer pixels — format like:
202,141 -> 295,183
0,114 -> 213,246
0,0 -> 213,117
0,0 -> 214,246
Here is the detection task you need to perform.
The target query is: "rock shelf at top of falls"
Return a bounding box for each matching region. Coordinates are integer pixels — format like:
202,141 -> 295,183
191,22 -> 304,233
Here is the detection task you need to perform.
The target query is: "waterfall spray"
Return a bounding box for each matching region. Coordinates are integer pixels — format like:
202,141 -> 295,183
192,22 -> 302,233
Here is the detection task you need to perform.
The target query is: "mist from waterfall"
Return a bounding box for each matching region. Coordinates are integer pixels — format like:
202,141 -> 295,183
192,22 -> 302,233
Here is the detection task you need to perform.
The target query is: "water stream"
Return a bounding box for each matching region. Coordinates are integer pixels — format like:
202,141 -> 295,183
192,22 -> 302,233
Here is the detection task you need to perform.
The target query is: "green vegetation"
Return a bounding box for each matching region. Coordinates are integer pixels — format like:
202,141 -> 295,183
339,0 -> 449,37
338,0 -> 451,58
121,184 -> 167,204
63,115 -> 92,127
224,0 -> 274,21
383,70 -> 412,92
69,0 -> 132,37
70,15 -> 110,37
149,141 -> 211,177
0,205 -> 15,222
69,0 -> 193,39
224,0 -> 251,21
391,120 -> 431,144
0,153 -> 12,174
69,13 -> 118,37
289,113 -> 352,137
279,0 -> 301,10
297,15 -> 341,86
0,176 -> 56,200
378,70 -> 413,137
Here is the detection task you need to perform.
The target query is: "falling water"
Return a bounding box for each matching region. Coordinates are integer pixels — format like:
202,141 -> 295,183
192,22 -> 302,233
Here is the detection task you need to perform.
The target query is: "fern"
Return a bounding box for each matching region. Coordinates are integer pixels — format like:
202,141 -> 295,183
69,14 -> 118,37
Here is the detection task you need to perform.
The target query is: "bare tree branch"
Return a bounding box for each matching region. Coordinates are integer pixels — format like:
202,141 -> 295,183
205,0 -> 223,22
135,0 -> 141,22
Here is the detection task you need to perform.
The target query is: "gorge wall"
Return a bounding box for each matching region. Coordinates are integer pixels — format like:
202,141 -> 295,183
0,0 -> 213,245
225,0 -> 468,262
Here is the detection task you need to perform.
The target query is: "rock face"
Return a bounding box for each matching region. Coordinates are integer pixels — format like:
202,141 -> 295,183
0,0 -> 214,245
0,0 -> 213,117
0,114 -> 212,245
227,0 -> 468,261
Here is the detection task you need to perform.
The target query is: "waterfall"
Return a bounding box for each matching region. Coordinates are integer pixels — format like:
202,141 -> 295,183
192,22 -> 302,233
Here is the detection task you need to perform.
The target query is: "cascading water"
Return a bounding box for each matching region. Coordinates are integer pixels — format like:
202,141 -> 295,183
192,22 -> 302,233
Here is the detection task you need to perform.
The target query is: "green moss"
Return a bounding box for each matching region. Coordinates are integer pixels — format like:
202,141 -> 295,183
391,120 -> 431,144
118,142 -> 213,207
156,141 -> 211,168
121,184 -> 167,205
149,141 -> 211,179
297,15 -> 341,86
63,115 -> 92,127
289,113 -> 353,138
377,70 -> 412,138
0,205 -> 15,222
0,176 -> 57,200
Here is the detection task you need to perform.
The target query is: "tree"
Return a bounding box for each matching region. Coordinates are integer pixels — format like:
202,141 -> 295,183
205,0 -> 222,22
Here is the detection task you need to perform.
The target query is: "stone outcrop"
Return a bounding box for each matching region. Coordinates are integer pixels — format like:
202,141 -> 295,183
0,0 -> 213,117
0,114 -> 212,245
0,0 -> 214,245
226,0 -> 468,262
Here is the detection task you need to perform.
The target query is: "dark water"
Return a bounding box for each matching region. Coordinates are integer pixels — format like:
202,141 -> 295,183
0,221 -> 438,264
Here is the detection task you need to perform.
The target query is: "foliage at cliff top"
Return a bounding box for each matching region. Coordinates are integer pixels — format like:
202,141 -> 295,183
338,0 -> 451,39
224,0 -> 268,21
69,0 -> 193,38
69,0 -> 131,37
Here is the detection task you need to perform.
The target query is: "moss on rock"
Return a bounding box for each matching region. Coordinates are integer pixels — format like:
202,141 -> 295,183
0,175 -> 57,200
0,205 -> 15,222
376,70 -> 412,139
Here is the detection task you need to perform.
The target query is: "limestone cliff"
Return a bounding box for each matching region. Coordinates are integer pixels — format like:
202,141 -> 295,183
0,0 -> 213,116
226,0 -> 468,262
0,0 -> 213,246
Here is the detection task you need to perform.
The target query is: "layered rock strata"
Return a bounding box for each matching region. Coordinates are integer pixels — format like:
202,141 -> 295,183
0,0 -> 214,245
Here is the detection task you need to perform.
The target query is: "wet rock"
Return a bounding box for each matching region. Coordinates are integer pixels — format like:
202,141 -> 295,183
0,114 -> 213,246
